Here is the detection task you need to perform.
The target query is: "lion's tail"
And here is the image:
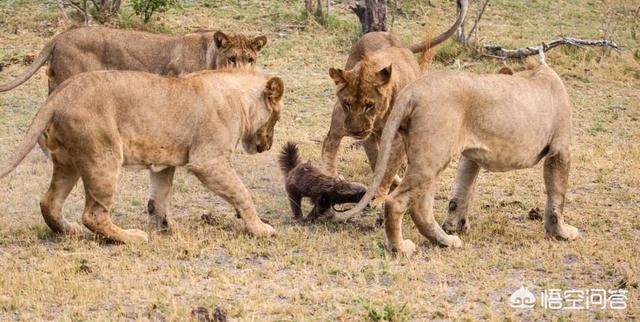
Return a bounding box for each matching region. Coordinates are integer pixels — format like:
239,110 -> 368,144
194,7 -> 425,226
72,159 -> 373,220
409,0 -> 469,54
0,39 -> 56,92
333,90 -> 415,221
0,99 -> 56,178
279,142 -> 302,175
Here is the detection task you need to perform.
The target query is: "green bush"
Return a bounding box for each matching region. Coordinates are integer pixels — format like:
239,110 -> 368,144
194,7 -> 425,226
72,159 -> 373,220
131,0 -> 176,23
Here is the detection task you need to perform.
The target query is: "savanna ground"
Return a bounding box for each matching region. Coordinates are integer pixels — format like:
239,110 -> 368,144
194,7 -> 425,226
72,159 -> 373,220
0,0 -> 639,320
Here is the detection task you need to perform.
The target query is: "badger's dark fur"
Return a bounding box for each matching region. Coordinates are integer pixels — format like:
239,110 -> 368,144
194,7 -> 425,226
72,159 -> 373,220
279,142 -> 367,223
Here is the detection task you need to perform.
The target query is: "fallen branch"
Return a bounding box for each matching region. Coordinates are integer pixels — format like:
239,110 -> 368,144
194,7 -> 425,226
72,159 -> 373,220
483,37 -> 620,59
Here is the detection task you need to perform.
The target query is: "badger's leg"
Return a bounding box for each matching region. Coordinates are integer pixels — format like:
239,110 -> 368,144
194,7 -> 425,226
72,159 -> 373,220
286,187 -> 304,223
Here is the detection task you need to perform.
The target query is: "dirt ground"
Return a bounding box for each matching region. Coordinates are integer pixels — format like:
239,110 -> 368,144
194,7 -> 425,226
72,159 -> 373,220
0,0 -> 638,320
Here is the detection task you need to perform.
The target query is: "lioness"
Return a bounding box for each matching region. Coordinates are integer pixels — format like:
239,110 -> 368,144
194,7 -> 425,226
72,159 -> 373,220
322,0 -> 468,204
337,54 -> 579,256
0,68 -> 283,243
0,27 -> 267,93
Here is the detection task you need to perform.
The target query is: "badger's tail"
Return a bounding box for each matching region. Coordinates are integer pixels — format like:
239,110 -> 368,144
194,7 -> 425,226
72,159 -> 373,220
279,142 -> 302,175
0,39 -> 56,92
333,90 -> 416,222
0,99 -> 56,178
409,0 -> 469,54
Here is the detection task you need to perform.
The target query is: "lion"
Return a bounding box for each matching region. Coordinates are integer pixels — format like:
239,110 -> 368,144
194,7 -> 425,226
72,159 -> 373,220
0,68 -> 284,243
322,0 -> 468,204
336,52 -> 579,256
0,26 -> 268,93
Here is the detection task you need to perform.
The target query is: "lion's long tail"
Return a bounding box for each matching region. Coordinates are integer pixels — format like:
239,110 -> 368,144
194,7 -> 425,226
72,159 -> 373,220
409,0 -> 469,54
279,142 -> 302,175
0,99 -> 56,178
0,38 -> 56,92
333,90 -> 416,221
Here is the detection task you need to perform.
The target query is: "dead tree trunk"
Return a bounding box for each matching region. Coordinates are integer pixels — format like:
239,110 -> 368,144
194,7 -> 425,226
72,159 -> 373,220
94,0 -> 121,22
350,0 -> 387,34
305,0 -> 329,20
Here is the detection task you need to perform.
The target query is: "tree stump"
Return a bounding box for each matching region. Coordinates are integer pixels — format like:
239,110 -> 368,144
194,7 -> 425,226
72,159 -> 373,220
350,0 -> 387,34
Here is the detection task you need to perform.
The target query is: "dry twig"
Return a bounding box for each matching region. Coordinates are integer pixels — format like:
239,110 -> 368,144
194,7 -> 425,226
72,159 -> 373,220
483,37 -> 620,59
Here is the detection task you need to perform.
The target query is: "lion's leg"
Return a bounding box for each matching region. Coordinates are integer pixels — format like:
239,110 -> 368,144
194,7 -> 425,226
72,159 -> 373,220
442,156 -> 480,234
543,151 -> 579,240
409,176 -> 463,249
383,179 -> 416,256
188,158 -> 275,237
40,162 -> 83,235
147,167 -> 176,233
320,106 -> 347,177
363,135 -> 404,206
80,158 -> 148,243
320,131 -> 344,177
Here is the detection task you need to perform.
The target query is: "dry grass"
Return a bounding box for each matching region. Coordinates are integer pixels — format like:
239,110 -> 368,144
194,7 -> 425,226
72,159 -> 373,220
0,0 -> 639,320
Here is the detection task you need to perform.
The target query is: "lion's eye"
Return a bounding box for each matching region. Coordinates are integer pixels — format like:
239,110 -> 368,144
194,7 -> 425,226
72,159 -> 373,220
229,57 -> 237,65
365,103 -> 375,111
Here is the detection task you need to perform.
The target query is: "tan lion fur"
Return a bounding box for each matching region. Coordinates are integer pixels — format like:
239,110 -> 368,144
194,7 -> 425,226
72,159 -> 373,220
321,0 -> 468,204
337,61 -> 579,256
0,68 -> 284,243
0,27 -> 267,93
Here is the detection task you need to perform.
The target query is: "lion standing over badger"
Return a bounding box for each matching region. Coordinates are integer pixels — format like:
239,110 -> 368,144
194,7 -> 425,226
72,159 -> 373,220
322,0 -> 469,204
338,51 -> 580,256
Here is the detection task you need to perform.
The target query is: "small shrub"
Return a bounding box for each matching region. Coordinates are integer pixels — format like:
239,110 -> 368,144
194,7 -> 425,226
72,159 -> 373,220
131,0 -> 176,23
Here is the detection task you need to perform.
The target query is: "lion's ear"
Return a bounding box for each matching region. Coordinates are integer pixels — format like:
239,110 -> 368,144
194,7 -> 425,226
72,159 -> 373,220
329,68 -> 346,87
375,65 -> 393,87
265,77 -> 284,106
214,31 -> 230,49
251,36 -> 268,52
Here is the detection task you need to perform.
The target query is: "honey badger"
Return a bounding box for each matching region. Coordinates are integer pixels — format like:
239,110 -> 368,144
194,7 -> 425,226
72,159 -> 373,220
279,142 -> 367,223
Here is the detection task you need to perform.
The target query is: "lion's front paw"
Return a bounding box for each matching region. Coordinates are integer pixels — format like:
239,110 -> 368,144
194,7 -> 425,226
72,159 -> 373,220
442,234 -> 464,249
546,223 -> 579,241
64,222 -> 84,236
123,229 -> 149,243
247,222 -> 276,238
391,239 -> 416,257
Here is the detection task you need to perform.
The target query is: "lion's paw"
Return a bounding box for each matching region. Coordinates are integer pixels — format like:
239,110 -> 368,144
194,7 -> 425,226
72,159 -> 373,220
547,224 -> 579,241
64,222 -> 84,235
123,229 -> 149,243
248,222 -> 276,238
443,234 -> 464,249
392,239 -> 416,257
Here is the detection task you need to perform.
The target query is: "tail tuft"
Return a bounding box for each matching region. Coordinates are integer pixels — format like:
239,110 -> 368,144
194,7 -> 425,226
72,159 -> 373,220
279,142 -> 301,175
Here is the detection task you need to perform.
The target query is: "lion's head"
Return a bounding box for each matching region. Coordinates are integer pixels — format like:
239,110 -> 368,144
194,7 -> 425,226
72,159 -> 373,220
213,31 -> 267,68
243,77 -> 284,154
329,62 -> 394,140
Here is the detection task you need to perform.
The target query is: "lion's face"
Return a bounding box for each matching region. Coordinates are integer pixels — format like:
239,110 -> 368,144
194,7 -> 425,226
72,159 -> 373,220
213,31 -> 267,68
243,77 -> 284,154
329,65 -> 394,140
